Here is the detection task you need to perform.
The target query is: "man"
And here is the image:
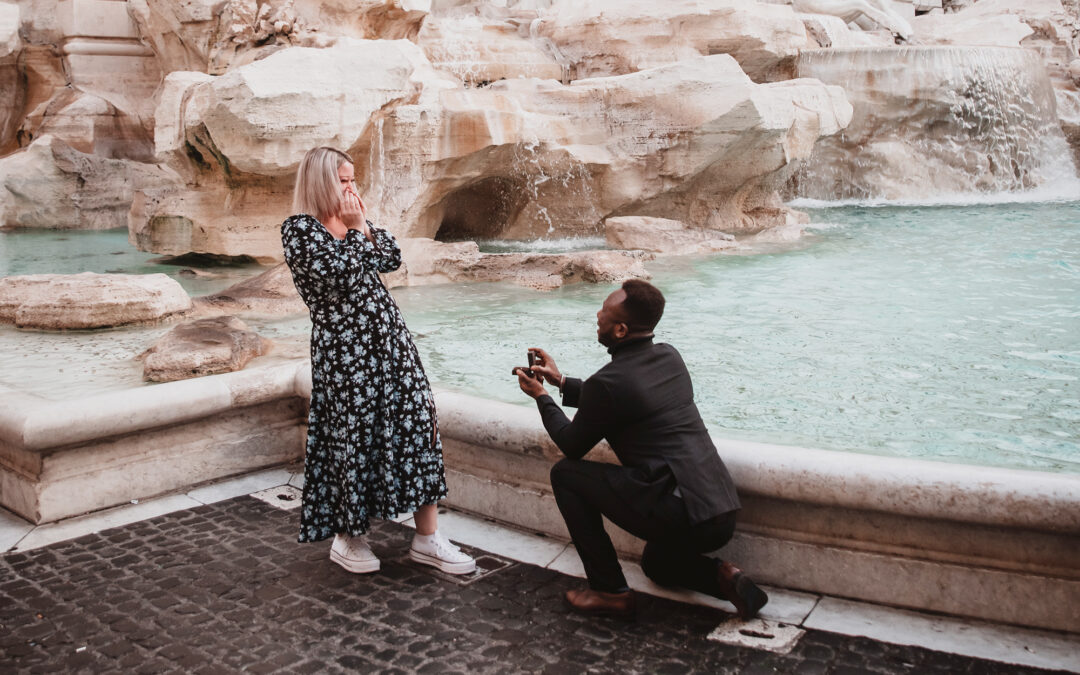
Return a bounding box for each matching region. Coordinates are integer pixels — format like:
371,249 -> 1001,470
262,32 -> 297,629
513,279 -> 767,621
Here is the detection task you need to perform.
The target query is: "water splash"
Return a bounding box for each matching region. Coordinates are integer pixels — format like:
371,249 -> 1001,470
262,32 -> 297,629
791,46 -> 1080,205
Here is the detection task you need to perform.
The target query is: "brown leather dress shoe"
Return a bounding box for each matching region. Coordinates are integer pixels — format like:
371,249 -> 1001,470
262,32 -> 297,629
564,588 -> 637,620
717,561 -> 768,620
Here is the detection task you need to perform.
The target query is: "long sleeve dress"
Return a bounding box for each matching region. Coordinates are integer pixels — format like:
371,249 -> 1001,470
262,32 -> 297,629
281,214 -> 447,543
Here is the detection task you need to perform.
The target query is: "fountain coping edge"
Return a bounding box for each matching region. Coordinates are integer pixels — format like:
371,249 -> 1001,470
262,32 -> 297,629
1,362 -> 1077,534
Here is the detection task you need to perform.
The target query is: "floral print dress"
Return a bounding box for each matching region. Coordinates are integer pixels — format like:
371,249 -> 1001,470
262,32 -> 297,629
281,214 -> 447,543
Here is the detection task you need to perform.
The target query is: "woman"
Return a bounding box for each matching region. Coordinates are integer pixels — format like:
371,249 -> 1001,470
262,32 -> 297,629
281,146 -> 474,575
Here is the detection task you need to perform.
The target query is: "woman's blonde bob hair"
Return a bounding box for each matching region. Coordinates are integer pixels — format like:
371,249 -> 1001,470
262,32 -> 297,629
293,146 -> 353,219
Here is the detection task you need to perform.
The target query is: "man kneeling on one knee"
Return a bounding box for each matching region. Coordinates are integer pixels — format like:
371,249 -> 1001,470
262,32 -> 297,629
513,280 -> 768,621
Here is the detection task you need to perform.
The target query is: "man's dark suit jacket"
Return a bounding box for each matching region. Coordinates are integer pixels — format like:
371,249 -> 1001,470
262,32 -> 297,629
535,336 -> 741,524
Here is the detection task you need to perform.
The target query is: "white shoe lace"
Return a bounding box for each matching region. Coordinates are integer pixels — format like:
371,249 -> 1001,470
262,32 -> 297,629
337,534 -> 375,560
431,533 -> 470,563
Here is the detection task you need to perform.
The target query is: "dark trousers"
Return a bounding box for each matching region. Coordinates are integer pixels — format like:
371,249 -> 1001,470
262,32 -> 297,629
550,458 -> 737,594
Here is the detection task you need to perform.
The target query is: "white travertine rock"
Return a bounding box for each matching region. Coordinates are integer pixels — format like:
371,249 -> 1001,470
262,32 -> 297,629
396,238 -> 651,290
0,135 -> 179,229
199,39 -> 438,175
417,14 -> 564,85
0,1 -> 19,59
139,52 -> 849,259
1070,59 -> 1080,85
790,0 -> 913,39
376,55 -> 850,240
0,273 -> 192,329
800,13 -> 895,48
19,89 -> 155,161
139,315 -> 270,382
153,71 -> 215,175
911,11 -> 1033,46
194,263 -> 309,315
535,0 -> 811,82
604,217 -> 737,255
1056,88 -> 1080,167
127,0 -> 225,73
292,0 -> 430,41
0,2 -> 19,154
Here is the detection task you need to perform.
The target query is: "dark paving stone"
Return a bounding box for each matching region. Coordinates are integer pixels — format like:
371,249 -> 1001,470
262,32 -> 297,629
0,496 -> 1071,674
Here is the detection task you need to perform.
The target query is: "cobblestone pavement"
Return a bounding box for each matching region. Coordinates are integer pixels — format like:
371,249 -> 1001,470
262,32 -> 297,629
0,497 -> 1067,674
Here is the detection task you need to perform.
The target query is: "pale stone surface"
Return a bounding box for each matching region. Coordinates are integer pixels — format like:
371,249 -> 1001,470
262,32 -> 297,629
0,507 -> 32,552
804,597 -> 1080,672
0,272 -> 192,329
792,0 -> 913,39
129,0 -> 333,75
292,0 -> 431,41
911,10 -> 1033,46
138,315 -> 270,382
0,1 -> 20,153
369,55 -> 850,243
194,263 -> 308,315
0,135 -> 178,229
535,0 -> 812,82
417,14 -> 564,85
0,1 -> 18,58
185,467 -> 293,505
604,216 -> 737,255
19,89 -> 154,161
2,45 -> 67,154
198,38 -> 441,176
396,238 -> 651,290
800,13 -> 896,48
127,0 -> 225,73
0,363 -> 306,522
141,52 -> 848,261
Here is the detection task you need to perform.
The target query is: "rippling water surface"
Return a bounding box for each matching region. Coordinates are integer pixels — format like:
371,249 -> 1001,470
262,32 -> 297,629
397,202 -> 1080,472
2,202 -> 1078,472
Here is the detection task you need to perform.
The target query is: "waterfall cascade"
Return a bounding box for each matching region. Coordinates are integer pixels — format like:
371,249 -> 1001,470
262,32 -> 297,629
791,46 -> 1080,204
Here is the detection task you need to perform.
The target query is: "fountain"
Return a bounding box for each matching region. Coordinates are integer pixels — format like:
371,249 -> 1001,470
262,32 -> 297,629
791,45 -> 1080,202
1,0 -> 1079,633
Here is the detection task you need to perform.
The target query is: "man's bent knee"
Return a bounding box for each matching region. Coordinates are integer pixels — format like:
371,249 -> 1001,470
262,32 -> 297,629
640,542 -> 681,587
549,458 -> 574,488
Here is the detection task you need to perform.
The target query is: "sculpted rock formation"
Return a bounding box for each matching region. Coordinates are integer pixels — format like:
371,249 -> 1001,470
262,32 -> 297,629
417,13 -> 564,85
134,40 -> 850,263
534,0 -> 812,82
195,263 -> 309,315
604,217 -> 737,255
0,2 -> 20,151
130,38 -> 451,261
138,315 -> 270,382
396,239 -> 651,290
0,272 -> 192,329
792,0 -> 913,40
0,135 -> 178,229
374,54 -> 850,242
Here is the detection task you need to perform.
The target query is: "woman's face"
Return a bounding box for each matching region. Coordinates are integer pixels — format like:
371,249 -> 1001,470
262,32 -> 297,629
337,162 -> 355,196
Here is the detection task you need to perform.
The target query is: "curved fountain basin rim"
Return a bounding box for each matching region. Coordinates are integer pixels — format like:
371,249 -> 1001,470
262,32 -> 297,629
2,363 -> 1076,533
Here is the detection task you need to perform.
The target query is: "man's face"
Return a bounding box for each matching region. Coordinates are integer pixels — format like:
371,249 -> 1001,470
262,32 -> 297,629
596,289 -> 629,347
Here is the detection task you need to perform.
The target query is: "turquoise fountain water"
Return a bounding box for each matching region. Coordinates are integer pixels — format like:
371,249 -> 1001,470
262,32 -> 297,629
395,201 -> 1080,473
2,200 -> 1078,472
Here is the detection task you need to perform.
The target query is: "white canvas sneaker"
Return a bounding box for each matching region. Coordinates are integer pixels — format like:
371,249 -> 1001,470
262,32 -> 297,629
330,533 -> 380,573
409,530 -> 476,575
